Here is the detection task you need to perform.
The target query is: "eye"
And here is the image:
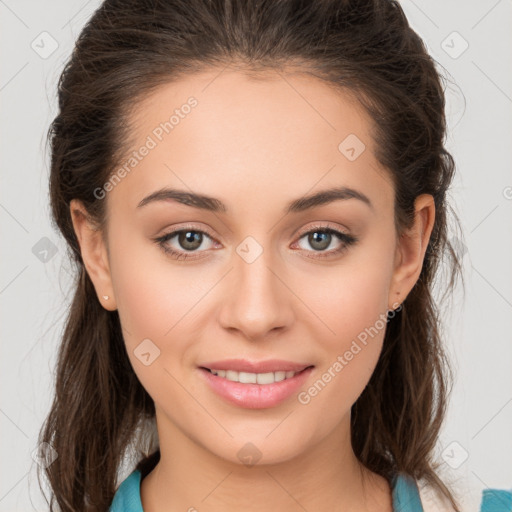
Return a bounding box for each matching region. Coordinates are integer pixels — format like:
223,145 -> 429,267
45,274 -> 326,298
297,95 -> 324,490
292,224 -> 358,259
153,225 -> 218,261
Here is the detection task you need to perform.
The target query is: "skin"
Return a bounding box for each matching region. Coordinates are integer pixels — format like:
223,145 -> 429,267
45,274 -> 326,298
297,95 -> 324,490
70,66 -> 435,512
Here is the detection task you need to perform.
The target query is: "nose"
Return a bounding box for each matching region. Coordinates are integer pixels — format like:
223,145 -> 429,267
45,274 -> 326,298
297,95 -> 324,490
217,241 -> 294,341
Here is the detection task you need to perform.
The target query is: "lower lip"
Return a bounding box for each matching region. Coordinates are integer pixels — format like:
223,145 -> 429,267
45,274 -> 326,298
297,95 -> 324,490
198,366 -> 314,409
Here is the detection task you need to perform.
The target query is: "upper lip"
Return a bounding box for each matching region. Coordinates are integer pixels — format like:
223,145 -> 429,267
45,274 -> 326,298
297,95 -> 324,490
199,359 -> 313,373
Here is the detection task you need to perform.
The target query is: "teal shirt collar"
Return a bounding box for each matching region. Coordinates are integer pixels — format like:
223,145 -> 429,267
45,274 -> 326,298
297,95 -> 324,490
110,469 -> 424,511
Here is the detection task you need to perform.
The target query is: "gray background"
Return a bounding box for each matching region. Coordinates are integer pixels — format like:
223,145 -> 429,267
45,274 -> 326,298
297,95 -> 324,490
1,1 -> 511,510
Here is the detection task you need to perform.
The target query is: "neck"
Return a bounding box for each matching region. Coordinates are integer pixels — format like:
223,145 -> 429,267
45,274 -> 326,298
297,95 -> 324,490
140,411 -> 392,512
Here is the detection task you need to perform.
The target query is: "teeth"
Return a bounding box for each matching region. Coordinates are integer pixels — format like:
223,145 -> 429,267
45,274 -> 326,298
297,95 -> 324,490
209,368 -> 299,383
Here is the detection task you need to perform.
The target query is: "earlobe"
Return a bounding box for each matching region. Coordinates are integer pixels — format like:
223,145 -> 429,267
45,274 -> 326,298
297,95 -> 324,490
388,194 -> 435,309
70,199 -> 117,311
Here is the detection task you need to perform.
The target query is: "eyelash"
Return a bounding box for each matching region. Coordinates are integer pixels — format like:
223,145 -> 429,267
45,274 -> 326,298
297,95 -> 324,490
153,223 -> 358,261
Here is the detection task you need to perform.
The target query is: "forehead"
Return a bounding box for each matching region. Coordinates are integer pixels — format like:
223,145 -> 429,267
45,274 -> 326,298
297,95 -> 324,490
107,67 -> 393,215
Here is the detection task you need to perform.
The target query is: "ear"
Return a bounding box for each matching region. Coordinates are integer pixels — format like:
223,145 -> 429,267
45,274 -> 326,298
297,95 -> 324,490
388,194 -> 435,309
70,199 -> 117,311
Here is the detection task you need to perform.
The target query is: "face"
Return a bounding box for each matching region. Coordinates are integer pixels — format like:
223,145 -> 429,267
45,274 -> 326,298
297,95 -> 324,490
74,67 -> 426,467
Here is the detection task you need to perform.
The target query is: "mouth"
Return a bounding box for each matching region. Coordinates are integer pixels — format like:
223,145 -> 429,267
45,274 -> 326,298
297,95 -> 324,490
197,361 -> 315,409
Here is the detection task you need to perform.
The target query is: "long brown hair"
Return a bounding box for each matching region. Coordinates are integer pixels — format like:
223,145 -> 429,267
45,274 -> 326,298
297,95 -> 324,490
38,0 -> 465,510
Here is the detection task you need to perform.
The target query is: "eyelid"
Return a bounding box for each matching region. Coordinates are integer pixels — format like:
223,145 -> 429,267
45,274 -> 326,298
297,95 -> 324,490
294,221 -> 350,239
156,222 -> 218,240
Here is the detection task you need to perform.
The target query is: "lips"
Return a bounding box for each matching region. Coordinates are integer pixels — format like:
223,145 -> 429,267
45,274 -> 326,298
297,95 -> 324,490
198,363 -> 315,409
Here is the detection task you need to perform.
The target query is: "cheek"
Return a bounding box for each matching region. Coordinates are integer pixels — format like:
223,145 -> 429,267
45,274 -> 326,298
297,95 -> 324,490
107,229 -> 177,361
296,252 -> 394,410
108,231 -> 217,396
300,255 -> 393,349
108,221 -> 201,338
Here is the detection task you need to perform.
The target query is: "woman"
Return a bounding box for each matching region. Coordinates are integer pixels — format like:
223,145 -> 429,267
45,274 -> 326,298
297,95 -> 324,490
38,0 -> 466,510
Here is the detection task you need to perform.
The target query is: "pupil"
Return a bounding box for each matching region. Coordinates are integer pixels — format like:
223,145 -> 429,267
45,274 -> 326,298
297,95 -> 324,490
180,231 -> 202,250
309,231 -> 331,251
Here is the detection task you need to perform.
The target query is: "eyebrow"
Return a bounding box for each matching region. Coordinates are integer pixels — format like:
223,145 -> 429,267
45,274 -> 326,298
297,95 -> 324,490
136,185 -> 373,214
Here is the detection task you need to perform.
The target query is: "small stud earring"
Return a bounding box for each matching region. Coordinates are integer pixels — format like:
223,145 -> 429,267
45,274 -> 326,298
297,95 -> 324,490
102,295 -> 109,300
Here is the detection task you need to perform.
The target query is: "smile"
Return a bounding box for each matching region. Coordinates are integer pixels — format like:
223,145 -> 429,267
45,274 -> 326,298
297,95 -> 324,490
205,368 -> 304,384
198,365 -> 315,409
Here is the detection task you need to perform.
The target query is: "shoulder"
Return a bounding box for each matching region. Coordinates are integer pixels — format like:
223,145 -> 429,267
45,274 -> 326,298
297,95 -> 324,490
110,467 -> 512,512
479,488 -> 512,511
416,478 -> 512,512
109,469 -> 143,512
